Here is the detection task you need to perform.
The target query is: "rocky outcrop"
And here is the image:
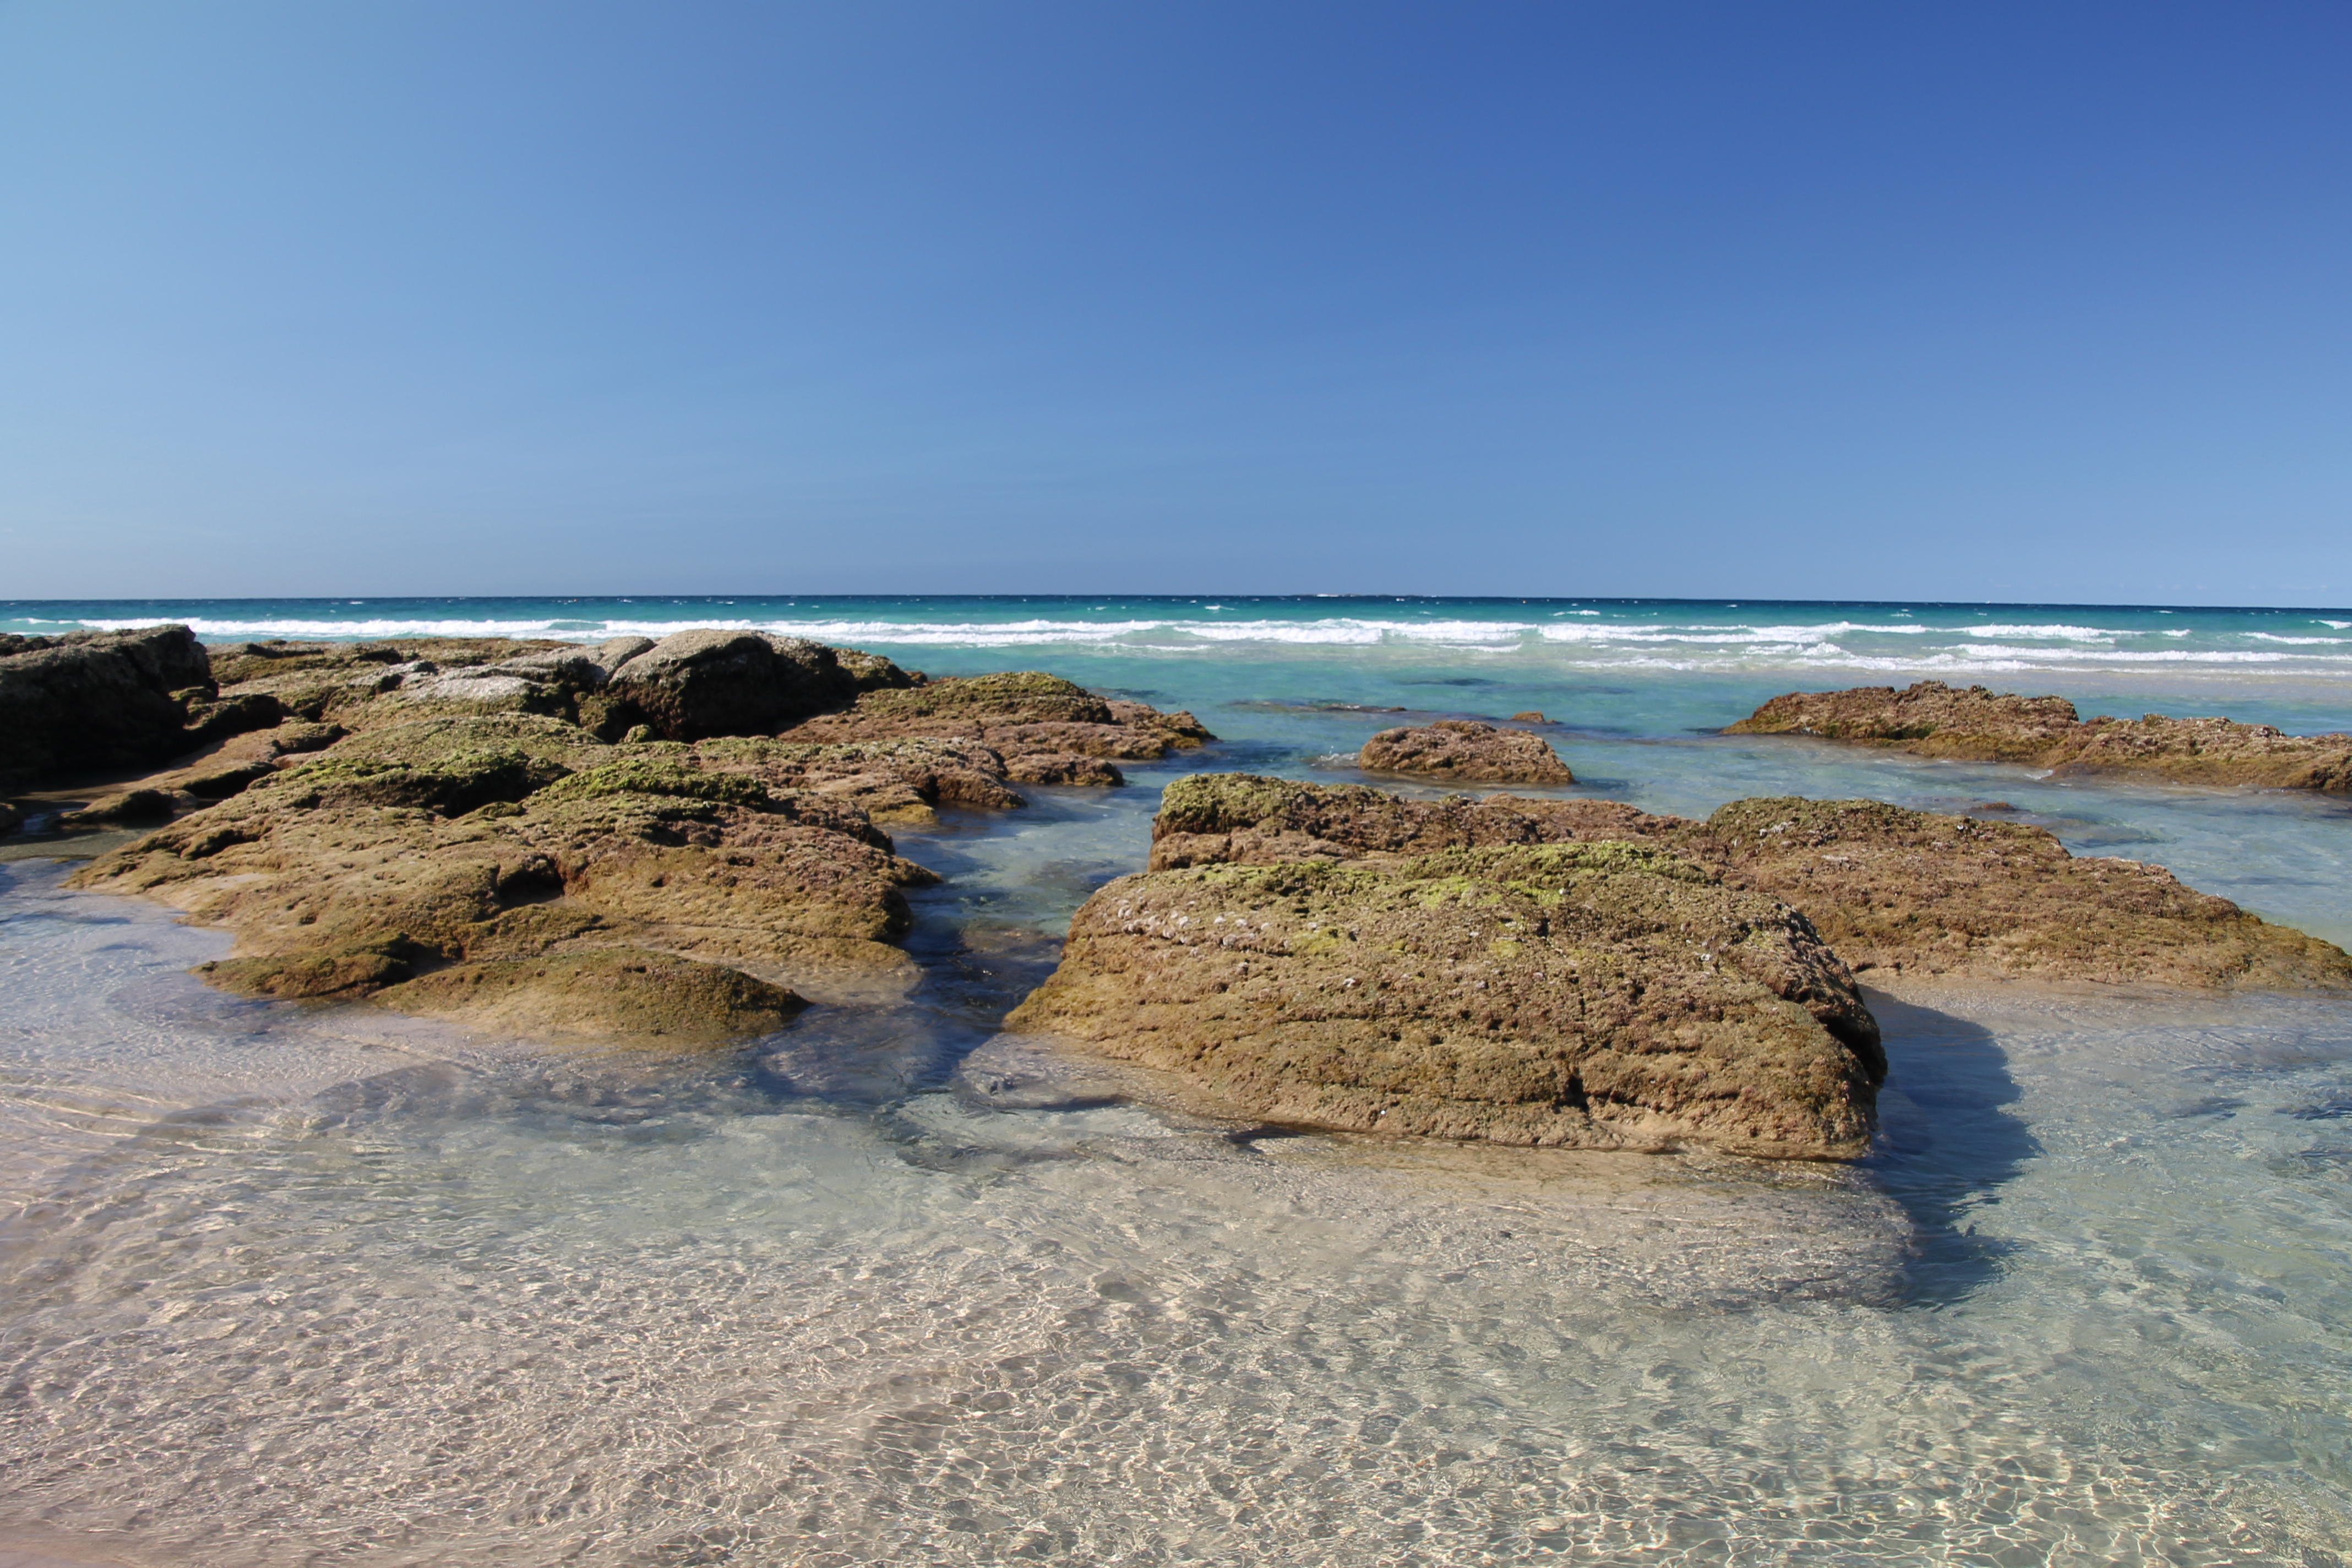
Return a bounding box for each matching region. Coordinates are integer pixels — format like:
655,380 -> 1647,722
1728,680 -> 2352,791
69,723 -> 946,1036
1358,720 -> 1574,784
0,625 -> 215,786
1681,796 -> 2352,989
186,636 -> 1169,800
587,630 -> 906,742
1006,841 -> 1883,1159
1144,774 -> 2352,991
208,634 -> 682,731
777,671 -> 1213,775
1008,770 -> 2351,1161
58,639 -> 1212,1044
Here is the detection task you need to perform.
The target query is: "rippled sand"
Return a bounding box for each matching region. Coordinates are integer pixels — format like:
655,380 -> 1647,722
4,848 -> 2350,1565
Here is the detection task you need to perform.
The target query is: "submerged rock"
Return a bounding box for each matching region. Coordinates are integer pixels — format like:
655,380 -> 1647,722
1358,719 -> 1574,784
1006,841 -> 1883,1159
1728,680 -> 2352,792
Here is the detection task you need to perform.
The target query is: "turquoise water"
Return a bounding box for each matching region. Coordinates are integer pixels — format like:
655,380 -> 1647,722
3,597 -> 2352,1565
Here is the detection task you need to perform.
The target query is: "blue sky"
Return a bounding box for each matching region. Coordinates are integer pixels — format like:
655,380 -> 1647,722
3,1 -> 2348,603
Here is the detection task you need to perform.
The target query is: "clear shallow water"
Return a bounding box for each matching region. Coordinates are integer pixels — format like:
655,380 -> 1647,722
4,598 -> 2352,1564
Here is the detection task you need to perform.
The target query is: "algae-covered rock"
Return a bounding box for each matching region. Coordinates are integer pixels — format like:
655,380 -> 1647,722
56,640 -> 1201,1044
1695,797 -> 2352,990
596,631 -> 872,741
0,625 -> 214,786
1151,774 -> 1555,870
1359,720 -> 1574,784
778,672 -> 1213,764
687,736 -> 1030,823
1145,774 -> 2352,993
371,949 -> 807,1045
67,696 -> 954,1030
200,939 -> 425,1000
1007,842 -> 1882,1159
56,788 -> 179,828
1728,680 -> 2352,791
269,747 -> 573,815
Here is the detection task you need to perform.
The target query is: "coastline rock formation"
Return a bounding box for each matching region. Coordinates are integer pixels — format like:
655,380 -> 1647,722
56,627 -> 1212,1044
1728,680 -> 2352,792
1358,719 -> 1574,784
1009,771 -> 2350,1159
1142,774 -> 2352,990
777,671 -> 1213,767
1,626 -> 220,787
1006,840 -> 1884,1159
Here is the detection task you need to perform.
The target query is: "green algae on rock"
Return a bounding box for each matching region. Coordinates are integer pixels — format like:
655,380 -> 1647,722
1690,796 -> 2352,989
59,632 -> 1212,1044
1145,773 -> 2352,993
1358,718 -> 1574,785
1728,680 -> 2352,792
777,671 -> 1214,762
0,625 -> 217,787
1006,841 -> 1883,1159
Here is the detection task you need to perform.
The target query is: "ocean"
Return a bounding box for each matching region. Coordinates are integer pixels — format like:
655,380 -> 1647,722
3,597 -> 2350,1564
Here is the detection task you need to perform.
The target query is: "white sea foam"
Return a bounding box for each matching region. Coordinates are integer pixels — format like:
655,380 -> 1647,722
46,610 -> 2352,680
1961,624 -> 2125,640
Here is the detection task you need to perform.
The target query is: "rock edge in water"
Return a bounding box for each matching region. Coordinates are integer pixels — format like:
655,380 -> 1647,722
1358,719 -> 1574,784
1009,774 -> 2352,1160
59,627 -> 1211,1046
1727,680 -> 2352,792
1146,774 -> 2352,991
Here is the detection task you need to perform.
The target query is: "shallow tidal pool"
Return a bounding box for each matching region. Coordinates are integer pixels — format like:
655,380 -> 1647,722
6,645 -> 2352,1565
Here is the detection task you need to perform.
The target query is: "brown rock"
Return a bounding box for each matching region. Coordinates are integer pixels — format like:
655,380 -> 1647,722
67,718 -> 946,1033
1145,774 -> 2352,992
1728,680 -> 2352,791
1006,842 -> 1882,1159
57,788 -> 179,828
372,949 -> 807,1046
778,672 -> 1212,765
1511,711 -> 1547,723
1149,774 -> 1554,871
1694,797 -> 2352,990
0,625 -> 214,786
1359,720 -> 1573,784
1003,752 -> 1126,787
595,630 -> 881,741
687,736 -> 1033,822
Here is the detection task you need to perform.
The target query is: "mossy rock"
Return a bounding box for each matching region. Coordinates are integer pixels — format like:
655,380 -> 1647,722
852,671 -> 1113,726
372,948 -> 807,1044
531,759 -> 772,809
266,747 -> 571,815
1010,835 -> 1882,1159
328,713 -> 610,771
199,938 -> 424,1000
